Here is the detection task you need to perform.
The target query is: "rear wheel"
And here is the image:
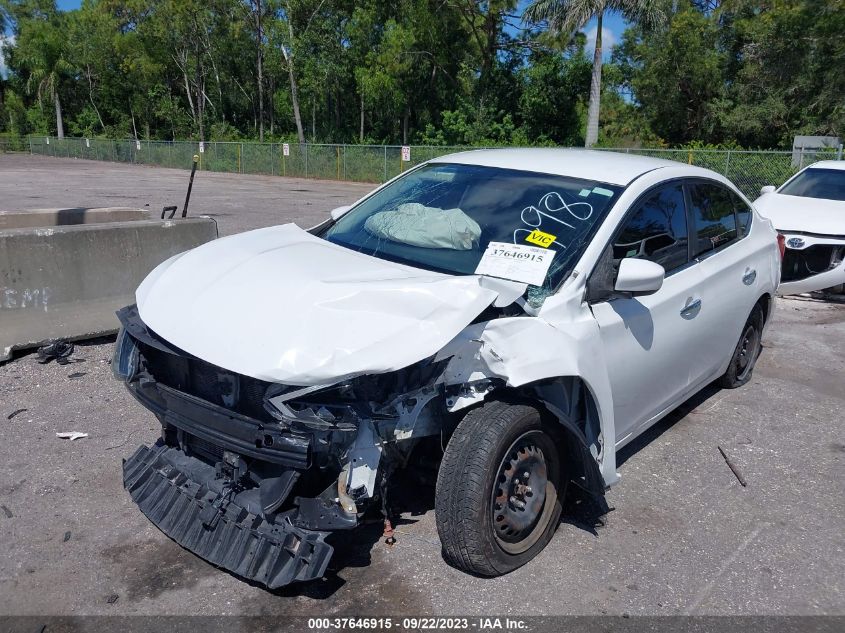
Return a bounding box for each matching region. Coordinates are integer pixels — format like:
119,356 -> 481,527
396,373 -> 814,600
719,304 -> 764,388
435,401 -> 564,577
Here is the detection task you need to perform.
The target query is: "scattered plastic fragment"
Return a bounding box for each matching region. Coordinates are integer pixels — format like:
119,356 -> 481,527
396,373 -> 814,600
63,531 -> 71,542
7,408 -> 27,420
1,505 -> 13,518
37,341 -> 75,365
106,594 -> 119,604
68,372 -> 87,379
56,432 -> 88,441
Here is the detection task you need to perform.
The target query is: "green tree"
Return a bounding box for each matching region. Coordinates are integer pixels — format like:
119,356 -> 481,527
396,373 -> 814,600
614,7 -> 723,143
518,47 -> 591,144
524,0 -> 665,147
7,1 -> 72,137
714,0 -> 845,146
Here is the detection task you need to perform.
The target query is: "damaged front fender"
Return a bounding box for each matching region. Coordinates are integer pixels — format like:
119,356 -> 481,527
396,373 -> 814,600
435,292 -> 619,487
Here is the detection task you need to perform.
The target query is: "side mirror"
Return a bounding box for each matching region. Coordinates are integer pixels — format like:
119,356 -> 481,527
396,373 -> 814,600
330,205 -> 352,221
615,258 -> 665,296
760,185 -> 776,195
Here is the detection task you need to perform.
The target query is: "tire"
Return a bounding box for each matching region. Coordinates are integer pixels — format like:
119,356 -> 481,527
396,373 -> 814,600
719,304 -> 764,389
435,401 -> 564,577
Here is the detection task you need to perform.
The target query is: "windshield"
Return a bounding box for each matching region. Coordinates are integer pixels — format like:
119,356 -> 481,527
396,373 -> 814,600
779,167 -> 845,201
321,163 -> 622,293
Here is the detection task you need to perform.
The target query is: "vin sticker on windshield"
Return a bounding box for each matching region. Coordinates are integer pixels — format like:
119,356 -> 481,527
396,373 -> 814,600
475,241 -> 555,286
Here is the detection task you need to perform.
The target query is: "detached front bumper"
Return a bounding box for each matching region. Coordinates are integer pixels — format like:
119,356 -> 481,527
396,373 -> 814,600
123,443 -> 334,588
114,305 -> 360,588
778,233 -> 845,295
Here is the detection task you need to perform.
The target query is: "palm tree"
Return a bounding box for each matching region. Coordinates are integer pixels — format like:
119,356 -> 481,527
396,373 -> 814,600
17,18 -> 73,138
525,0 -> 665,147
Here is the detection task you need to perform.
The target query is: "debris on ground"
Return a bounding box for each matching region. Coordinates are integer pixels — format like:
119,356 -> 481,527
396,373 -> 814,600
718,446 -> 748,487
1,505 -> 13,518
63,531 -> 71,542
7,408 -> 28,420
56,432 -> 88,441
37,341 -> 75,365
106,594 -> 119,604
67,372 -> 87,379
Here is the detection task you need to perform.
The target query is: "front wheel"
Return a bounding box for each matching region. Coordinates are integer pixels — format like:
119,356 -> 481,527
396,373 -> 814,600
435,401 -> 564,577
719,304 -> 764,388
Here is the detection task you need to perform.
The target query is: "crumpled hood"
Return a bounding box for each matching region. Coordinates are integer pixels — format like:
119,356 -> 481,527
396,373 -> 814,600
136,223 -> 504,385
754,193 -> 845,235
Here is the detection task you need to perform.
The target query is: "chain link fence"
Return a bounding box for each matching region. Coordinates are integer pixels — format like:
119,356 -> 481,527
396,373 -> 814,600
4,136 -> 842,199
595,146 -> 842,199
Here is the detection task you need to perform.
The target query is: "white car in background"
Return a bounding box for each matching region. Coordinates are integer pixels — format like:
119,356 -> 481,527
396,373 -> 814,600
756,160 -> 845,295
114,149 -> 781,588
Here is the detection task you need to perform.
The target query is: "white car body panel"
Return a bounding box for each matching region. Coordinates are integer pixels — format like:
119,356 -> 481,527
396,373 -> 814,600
428,148 -> 678,184
133,150 -> 780,491
136,223 -> 503,385
754,161 -> 845,295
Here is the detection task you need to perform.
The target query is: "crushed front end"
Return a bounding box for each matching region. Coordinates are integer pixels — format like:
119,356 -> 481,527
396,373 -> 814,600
779,233 -> 845,295
113,304 -> 453,588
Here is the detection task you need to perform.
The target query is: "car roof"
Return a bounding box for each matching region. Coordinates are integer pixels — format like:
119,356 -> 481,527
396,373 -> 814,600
805,160 -> 845,171
428,148 -> 695,186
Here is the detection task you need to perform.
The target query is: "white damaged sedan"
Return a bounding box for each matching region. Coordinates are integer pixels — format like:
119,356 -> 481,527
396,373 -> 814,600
756,160 -> 845,295
114,149 -> 781,587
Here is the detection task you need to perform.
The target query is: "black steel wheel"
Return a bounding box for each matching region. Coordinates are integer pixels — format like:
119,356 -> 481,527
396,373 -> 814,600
491,430 -> 558,554
435,401 -> 564,577
720,304 -> 764,388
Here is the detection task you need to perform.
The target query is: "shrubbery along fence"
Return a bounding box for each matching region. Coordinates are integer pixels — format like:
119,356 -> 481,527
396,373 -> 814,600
2,136 -> 842,200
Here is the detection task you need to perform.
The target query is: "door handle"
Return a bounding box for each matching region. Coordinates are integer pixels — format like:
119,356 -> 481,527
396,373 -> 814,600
743,268 -> 757,285
680,297 -> 702,317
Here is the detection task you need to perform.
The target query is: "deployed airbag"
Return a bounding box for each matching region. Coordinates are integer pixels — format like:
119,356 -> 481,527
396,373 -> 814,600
364,203 -> 481,250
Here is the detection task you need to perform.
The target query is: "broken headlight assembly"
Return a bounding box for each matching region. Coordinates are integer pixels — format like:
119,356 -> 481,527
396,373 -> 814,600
263,357 -> 450,433
112,327 -> 140,381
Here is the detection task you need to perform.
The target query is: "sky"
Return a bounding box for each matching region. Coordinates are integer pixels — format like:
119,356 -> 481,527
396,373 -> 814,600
584,12 -> 628,60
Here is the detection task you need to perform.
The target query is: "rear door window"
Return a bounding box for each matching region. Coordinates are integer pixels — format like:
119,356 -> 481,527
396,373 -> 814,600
688,183 -> 750,256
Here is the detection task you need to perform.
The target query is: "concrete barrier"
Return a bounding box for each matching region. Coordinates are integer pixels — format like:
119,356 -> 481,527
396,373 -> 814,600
0,208 -> 217,360
0,207 -> 150,230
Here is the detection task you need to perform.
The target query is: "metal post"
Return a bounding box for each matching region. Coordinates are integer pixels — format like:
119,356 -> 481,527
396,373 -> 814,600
799,145 -> 805,169
182,155 -> 199,217
383,146 -> 387,182
343,145 -> 347,180
305,143 -> 308,178
28,137 -> 33,154
837,143 -> 843,161
724,150 -> 731,177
